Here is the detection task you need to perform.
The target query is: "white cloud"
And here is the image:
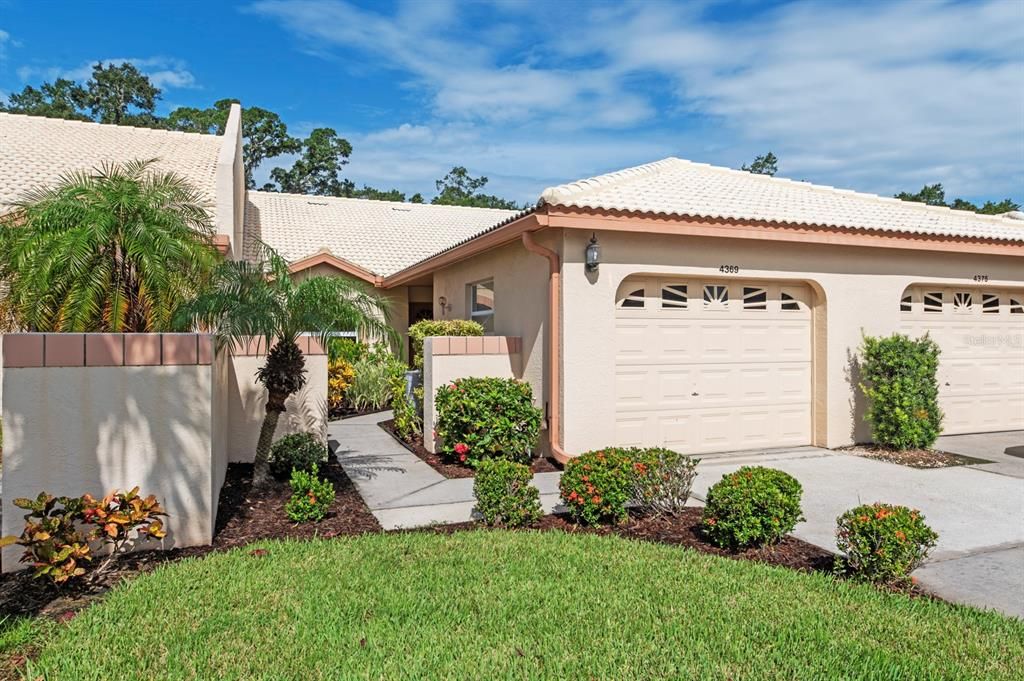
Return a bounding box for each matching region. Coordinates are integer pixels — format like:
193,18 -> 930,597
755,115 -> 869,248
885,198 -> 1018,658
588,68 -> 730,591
249,0 -> 1024,203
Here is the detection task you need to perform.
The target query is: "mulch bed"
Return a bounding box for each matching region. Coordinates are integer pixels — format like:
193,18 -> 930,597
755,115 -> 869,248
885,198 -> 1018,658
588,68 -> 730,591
0,458 -> 380,620
842,445 -> 991,469
378,419 -> 561,479
425,507 -> 835,574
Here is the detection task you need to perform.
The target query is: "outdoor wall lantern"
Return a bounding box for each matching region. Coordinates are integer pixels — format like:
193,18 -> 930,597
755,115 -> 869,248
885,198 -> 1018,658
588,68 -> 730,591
438,296 -> 451,315
585,233 -> 601,272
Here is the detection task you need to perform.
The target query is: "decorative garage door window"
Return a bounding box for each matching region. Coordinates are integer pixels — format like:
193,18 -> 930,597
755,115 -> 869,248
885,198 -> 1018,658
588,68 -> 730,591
900,285 -> 1024,434
614,277 -> 813,455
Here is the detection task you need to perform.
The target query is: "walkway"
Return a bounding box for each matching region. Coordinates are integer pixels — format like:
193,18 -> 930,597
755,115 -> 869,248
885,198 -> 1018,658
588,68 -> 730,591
328,411 -> 562,529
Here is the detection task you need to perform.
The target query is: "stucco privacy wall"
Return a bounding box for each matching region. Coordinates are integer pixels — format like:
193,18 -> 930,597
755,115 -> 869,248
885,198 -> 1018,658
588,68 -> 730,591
226,336 -> 328,463
430,235 -> 557,452
1,334 -> 225,571
422,336 -> 523,453
559,229 -> 1024,453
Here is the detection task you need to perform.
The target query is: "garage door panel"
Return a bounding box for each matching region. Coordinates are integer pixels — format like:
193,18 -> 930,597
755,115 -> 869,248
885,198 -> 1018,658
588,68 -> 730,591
903,286 -> 1024,434
615,278 -> 812,454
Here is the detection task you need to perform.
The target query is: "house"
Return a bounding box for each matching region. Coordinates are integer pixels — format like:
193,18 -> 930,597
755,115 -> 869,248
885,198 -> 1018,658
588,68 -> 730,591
2,107 -> 1022,463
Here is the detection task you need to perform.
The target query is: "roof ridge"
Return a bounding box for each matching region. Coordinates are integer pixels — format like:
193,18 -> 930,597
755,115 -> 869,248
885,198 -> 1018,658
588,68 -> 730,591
672,158 -> 1020,225
248,189 -> 520,213
0,111 -> 222,141
539,157 -> 680,205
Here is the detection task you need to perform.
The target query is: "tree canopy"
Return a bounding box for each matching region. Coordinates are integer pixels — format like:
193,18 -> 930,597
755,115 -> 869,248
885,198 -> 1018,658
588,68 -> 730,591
741,152 -> 778,176
895,183 -> 1019,215
431,166 -> 522,209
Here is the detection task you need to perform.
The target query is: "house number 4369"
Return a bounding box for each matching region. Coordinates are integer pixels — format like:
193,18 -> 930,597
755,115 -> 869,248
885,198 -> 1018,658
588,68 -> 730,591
719,265 -> 740,274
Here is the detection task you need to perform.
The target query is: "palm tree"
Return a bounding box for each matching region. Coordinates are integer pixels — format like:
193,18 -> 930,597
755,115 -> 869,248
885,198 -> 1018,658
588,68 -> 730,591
0,159 -> 221,332
175,241 -> 394,485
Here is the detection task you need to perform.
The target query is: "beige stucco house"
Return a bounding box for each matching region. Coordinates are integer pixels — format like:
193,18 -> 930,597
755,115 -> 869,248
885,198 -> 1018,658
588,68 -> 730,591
3,108 -> 1022,464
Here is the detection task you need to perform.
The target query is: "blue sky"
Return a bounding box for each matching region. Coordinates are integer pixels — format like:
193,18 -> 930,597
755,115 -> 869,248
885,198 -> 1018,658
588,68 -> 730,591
1,0 -> 1022,205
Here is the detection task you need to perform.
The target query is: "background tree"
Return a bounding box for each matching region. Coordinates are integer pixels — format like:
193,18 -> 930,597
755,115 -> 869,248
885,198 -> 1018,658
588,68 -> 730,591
175,242 -> 393,484
741,152 -> 778,176
80,62 -> 161,126
0,159 -> 220,332
166,99 -> 302,188
431,166 -> 521,209
895,183 -> 1019,215
266,127 -> 354,195
1,78 -> 89,120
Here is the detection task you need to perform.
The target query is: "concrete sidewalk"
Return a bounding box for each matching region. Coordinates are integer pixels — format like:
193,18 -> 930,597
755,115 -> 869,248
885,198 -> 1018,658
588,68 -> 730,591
328,411 -> 561,529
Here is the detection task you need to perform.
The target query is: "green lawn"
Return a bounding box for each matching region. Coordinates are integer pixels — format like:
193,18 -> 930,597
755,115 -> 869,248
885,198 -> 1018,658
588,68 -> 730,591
20,531 -> 1024,679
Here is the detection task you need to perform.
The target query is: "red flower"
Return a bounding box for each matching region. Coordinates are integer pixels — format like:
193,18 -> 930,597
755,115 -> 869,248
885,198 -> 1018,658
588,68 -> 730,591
454,443 -> 470,455
591,496 -> 601,504
459,454 -> 467,462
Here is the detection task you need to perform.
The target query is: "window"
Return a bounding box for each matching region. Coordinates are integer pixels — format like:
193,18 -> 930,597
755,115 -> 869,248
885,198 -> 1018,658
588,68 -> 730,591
953,291 -> 972,312
780,291 -> 801,311
703,285 -> 729,309
982,293 -> 999,314
900,294 -> 912,312
923,291 -> 943,313
1011,299 -> 1024,315
620,288 -> 645,309
469,280 -> 495,332
743,286 -> 767,310
661,284 -> 687,309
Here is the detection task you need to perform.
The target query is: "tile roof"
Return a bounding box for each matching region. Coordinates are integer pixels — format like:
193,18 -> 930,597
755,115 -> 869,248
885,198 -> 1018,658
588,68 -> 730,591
0,112 -> 223,218
539,157 -> 1024,243
244,191 -> 520,277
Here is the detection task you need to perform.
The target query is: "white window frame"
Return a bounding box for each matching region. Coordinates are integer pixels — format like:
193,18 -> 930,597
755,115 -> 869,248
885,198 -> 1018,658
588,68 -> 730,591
468,279 -> 495,332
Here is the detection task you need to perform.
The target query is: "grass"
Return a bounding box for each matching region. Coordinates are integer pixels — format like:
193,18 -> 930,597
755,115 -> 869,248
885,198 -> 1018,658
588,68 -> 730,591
19,531 -> 1024,680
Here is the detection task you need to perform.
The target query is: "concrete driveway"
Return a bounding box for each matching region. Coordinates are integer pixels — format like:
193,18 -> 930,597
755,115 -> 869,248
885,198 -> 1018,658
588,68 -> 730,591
936,430 -> 1024,479
692,446 -> 1024,618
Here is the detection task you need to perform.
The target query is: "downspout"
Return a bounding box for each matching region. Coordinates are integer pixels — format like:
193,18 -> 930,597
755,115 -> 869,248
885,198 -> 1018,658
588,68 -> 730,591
521,229 -> 572,464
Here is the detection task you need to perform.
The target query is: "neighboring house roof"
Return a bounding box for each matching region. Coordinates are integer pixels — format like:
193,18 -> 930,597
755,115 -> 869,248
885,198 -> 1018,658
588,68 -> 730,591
244,190 -> 519,277
539,157 -> 1024,243
0,112 -> 224,219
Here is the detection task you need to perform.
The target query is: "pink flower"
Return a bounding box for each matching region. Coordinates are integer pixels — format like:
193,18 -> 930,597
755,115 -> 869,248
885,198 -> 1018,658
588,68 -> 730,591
454,443 -> 470,455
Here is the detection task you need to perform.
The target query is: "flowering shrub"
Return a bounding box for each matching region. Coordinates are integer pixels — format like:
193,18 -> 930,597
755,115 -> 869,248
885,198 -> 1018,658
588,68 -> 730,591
269,432 -> 328,480
630,448 -> 699,516
473,459 -> 542,527
284,464 -> 335,523
559,449 -> 635,525
408,319 -> 483,369
702,467 -> 804,549
3,488 -> 166,584
836,503 -> 938,584
859,333 -> 943,450
328,358 -> 355,413
434,377 -> 542,466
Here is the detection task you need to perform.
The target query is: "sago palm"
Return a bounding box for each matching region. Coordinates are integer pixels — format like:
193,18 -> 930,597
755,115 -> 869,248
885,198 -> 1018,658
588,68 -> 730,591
175,241 -> 394,485
0,159 -> 221,332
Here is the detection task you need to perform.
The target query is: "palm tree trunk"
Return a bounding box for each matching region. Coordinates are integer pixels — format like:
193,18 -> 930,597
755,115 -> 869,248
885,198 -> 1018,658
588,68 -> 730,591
253,393 -> 285,486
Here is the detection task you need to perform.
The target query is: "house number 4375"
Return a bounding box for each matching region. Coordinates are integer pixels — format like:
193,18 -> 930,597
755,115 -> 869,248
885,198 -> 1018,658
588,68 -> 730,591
719,265 -> 740,274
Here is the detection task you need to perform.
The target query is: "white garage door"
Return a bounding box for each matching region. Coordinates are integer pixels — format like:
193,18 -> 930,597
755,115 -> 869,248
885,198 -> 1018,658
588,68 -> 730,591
614,278 -> 813,454
900,287 -> 1024,434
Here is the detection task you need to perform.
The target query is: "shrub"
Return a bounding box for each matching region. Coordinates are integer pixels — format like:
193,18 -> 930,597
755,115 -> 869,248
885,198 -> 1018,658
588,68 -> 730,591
702,467 -> 804,549
408,319 -> 483,369
859,333 -> 944,450
346,348 -> 406,412
284,464 -> 335,523
269,432 -> 328,480
328,358 -> 355,413
389,370 -> 422,440
434,377 -> 542,466
473,459 -> 542,527
559,449 -> 634,525
630,448 -> 699,516
328,337 -> 366,364
3,488 -> 166,584
836,503 -> 938,584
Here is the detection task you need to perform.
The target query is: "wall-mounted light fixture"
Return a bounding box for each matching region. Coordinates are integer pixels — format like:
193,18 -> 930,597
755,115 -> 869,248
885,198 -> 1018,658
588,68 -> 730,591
585,233 -> 601,272
438,296 -> 451,316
